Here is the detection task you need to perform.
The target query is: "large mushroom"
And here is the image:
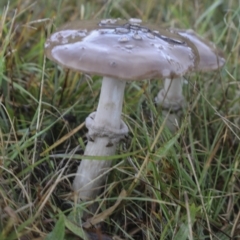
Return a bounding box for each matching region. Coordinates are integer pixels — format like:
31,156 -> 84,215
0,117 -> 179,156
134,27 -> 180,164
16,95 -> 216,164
155,29 -> 225,132
45,19 -> 199,201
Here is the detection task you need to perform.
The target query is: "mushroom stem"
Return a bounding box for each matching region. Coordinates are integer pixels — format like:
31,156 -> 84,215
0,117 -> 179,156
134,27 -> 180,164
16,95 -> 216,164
155,78 -> 185,132
94,77 -> 125,129
155,78 -> 185,108
163,78 -> 183,100
73,77 -> 128,201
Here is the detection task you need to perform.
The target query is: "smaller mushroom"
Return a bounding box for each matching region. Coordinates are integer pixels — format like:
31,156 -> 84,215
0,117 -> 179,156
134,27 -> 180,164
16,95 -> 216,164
155,29 -> 225,132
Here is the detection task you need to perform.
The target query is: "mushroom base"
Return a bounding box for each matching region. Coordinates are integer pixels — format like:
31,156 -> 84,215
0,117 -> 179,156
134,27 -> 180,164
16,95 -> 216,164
161,109 -> 183,133
72,137 -> 116,201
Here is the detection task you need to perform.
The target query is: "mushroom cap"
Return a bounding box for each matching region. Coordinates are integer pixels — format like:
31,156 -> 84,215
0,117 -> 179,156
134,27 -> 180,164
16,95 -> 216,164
45,19 -> 199,81
171,29 -> 225,71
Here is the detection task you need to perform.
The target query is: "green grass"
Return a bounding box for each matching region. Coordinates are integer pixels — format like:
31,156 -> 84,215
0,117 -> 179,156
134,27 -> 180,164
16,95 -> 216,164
0,0 -> 239,239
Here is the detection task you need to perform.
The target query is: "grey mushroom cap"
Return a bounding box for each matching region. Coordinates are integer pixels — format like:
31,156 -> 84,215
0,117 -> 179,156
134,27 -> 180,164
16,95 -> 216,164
45,19 -> 200,81
171,29 -> 225,71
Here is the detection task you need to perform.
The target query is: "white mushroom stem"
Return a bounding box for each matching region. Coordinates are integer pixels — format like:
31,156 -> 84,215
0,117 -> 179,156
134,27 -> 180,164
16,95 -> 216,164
163,78 -> 183,99
73,76 -> 128,201
155,78 -> 185,109
155,78 -> 185,132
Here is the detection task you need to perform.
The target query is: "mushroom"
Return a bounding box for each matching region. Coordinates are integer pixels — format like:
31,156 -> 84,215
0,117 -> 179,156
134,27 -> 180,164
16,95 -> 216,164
155,29 -> 225,132
45,19 -> 199,201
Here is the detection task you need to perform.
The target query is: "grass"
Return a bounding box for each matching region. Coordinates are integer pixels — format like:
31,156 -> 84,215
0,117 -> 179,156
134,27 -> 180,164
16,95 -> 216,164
0,0 -> 239,239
